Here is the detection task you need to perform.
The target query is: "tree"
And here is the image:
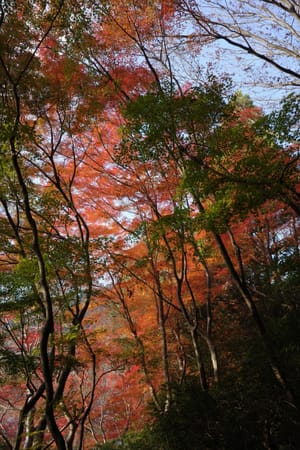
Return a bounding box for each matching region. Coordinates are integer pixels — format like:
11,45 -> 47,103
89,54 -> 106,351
119,79 -> 299,408
177,0 -> 300,87
1,0 -> 300,447
0,1 -> 105,447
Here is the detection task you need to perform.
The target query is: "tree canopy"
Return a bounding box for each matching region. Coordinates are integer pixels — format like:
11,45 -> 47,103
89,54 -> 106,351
0,1 -> 299,449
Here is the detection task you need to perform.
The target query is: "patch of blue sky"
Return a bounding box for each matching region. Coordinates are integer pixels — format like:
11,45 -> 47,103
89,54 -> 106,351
163,0 -> 300,111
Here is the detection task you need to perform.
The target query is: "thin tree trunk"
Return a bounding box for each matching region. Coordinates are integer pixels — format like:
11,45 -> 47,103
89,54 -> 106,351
190,327 -> 208,391
158,294 -> 172,412
191,236 -> 219,384
32,417 -> 47,450
23,408 -> 35,449
204,336 -> 219,384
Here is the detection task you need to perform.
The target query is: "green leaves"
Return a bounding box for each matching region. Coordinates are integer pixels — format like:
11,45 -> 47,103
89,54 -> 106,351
120,79 -> 233,165
0,348 -> 37,380
267,93 -> 300,143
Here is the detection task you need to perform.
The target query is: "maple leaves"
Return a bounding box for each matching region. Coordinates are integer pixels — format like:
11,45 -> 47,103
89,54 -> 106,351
118,79 -> 300,403
0,0 -> 299,448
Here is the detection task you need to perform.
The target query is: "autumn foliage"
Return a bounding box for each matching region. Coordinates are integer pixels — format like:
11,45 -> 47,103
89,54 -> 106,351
0,1 -> 299,449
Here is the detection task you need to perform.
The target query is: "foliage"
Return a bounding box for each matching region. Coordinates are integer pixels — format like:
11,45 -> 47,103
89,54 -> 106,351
0,0 -> 299,448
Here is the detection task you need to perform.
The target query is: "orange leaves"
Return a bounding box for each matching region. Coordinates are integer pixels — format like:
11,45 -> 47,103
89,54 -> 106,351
38,36 -> 58,62
99,0 -> 169,46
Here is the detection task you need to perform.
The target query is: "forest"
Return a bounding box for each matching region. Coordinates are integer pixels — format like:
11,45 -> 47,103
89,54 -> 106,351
0,1 -> 299,449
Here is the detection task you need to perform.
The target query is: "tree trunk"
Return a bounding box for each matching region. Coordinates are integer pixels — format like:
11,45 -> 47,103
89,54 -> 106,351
190,327 -> 208,391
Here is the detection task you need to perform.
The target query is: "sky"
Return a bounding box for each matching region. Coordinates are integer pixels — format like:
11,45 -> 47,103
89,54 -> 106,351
166,0 -> 300,112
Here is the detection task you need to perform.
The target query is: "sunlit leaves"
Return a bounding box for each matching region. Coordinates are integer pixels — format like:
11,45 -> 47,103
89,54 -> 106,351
267,93 -> 300,143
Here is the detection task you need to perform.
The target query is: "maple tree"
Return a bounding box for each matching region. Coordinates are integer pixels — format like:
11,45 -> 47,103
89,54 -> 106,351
102,84 -> 300,448
0,0 -> 180,447
0,0 -> 299,449
0,1 -> 105,447
118,79 -> 300,404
